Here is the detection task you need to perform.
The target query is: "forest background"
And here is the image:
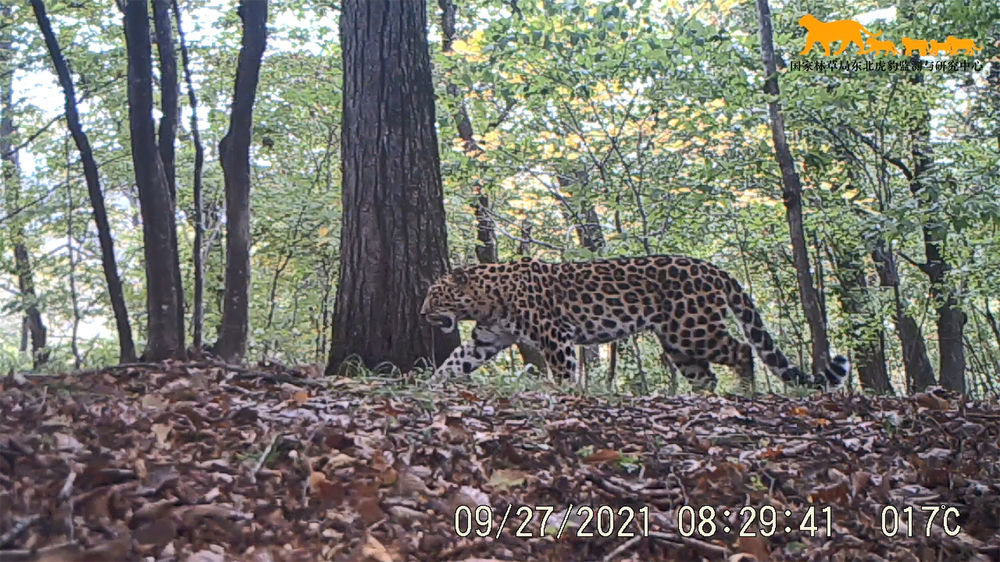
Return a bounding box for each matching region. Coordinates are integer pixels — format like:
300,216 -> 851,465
1,0 -> 998,397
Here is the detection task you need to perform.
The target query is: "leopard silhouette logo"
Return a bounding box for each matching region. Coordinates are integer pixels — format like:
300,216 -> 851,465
798,14 -> 882,56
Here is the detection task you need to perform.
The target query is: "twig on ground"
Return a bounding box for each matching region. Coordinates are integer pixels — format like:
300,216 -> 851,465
251,432 -> 281,484
602,535 -> 641,561
0,514 -> 41,549
648,531 -> 728,557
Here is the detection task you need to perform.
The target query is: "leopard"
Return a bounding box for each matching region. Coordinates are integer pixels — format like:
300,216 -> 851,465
420,256 -> 849,392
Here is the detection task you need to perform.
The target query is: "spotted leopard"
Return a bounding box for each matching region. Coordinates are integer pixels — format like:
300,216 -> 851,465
420,256 -> 849,391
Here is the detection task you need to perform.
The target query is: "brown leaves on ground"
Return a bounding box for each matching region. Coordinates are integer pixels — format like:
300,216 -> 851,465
1,362 -> 999,561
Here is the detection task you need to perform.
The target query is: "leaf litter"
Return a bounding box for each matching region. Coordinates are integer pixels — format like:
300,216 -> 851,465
0,362 -> 998,561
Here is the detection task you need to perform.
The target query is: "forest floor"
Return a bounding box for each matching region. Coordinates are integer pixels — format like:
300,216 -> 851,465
0,361 -> 998,562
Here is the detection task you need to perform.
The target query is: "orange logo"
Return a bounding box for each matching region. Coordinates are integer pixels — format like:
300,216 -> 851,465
799,15 -> 982,58
798,14 -> 881,56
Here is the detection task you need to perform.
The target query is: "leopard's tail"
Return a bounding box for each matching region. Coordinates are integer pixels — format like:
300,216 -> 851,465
722,274 -> 849,388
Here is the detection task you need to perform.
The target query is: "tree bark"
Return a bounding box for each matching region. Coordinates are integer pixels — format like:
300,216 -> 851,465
1,16 -> 48,368
216,0 -> 268,362
151,0 -> 186,347
907,62 -> 966,392
123,0 -> 185,360
756,0 -> 830,376
152,0 -> 178,201
172,0 -> 206,350
32,0 -> 137,362
871,244 -> 936,391
65,136 -> 82,369
327,0 -> 459,374
830,248 -> 891,392
438,0 -> 546,374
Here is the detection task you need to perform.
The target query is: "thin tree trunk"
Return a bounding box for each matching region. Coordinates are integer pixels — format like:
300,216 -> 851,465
438,0 -> 545,374
557,171 -> 604,372
152,0 -> 185,348
1,18 -> 48,368
123,0 -> 185,360
32,0 -> 136,362
172,0 -> 206,349
756,0 -> 830,376
66,135 -> 81,369
328,0 -> 460,374
829,247 -> 891,393
907,62 -> 966,392
152,0 -> 178,201
216,0 -> 268,362
870,243 -> 935,392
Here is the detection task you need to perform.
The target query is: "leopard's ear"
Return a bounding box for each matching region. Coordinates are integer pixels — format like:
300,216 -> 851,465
451,267 -> 469,286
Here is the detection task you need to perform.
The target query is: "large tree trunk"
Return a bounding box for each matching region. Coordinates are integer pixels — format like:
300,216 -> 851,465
123,0 -> 185,360
756,0 -> 830,376
1,15 -> 48,368
907,63 -> 966,392
327,0 -> 459,374
32,0 -> 137,362
216,0 -> 268,362
172,0 -> 207,350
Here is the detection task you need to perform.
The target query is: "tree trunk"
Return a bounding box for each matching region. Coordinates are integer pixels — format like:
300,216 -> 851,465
216,0 -> 268,362
871,244 -> 936,392
327,0 -> 459,374
830,247 -> 891,392
172,0 -> 206,350
151,0 -> 187,348
557,171 -> 604,371
32,0 -> 137,362
756,0 -> 830,376
907,63 -> 966,392
438,0 -> 545,374
1,17 -> 48,368
65,136 -> 82,369
152,0 -> 178,201
123,0 -> 185,360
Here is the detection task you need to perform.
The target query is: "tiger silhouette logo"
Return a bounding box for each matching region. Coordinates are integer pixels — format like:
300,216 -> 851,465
944,36 -> 983,55
798,14 -> 882,56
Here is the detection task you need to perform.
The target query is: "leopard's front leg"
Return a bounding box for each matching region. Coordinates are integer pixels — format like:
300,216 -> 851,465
538,337 -> 579,382
434,323 -> 515,378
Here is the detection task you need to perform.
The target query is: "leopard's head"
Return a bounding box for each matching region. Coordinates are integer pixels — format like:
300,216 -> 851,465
420,267 -> 496,333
